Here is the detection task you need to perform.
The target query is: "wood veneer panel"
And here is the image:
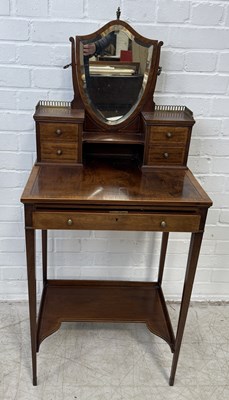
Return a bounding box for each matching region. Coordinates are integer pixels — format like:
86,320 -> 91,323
83,131 -> 144,144
34,103 -> 84,122
21,162 -> 212,207
37,280 -> 175,351
40,142 -> 78,163
39,123 -> 78,142
32,211 -> 201,232
149,126 -> 188,145
147,146 -> 185,165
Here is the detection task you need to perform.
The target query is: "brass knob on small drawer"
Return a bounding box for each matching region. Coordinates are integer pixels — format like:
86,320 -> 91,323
163,152 -> 169,159
161,221 -> 167,228
166,132 -> 172,138
56,149 -> 62,156
67,219 -> 73,226
56,129 -> 62,135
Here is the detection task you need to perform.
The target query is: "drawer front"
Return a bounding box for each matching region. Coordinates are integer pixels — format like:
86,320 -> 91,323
32,211 -> 201,232
39,122 -> 78,142
40,142 -> 78,163
149,126 -> 189,145
148,146 -> 185,165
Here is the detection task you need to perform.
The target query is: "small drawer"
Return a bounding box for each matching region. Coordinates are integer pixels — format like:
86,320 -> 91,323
149,126 -> 189,145
148,146 -> 185,165
40,142 -> 78,163
32,211 -> 201,232
39,123 -> 78,142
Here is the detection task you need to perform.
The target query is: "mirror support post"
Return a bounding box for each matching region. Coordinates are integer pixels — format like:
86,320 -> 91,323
142,41 -> 163,112
70,37 -> 84,109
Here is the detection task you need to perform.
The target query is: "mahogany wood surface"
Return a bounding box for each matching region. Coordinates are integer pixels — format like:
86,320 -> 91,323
21,160 -> 212,208
21,12 -> 212,387
83,131 -> 144,144
32,210 -> 201,232
147,145 -> 186,165
33,103 -> 195,169
22,32 -> 211,386
22,100 -> 212,385
39,122 -> 78,141
142,107 -> 195,126
40,141 -> 78,163
83,111 -> 142,133
34,103 -> 84,122
148,126 -> 189,144
21,153 -> 212,387
22,155 -> 212,387
37,280 -> 175,351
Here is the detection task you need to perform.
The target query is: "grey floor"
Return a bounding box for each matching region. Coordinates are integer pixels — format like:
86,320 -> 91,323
0,302 -> 228,400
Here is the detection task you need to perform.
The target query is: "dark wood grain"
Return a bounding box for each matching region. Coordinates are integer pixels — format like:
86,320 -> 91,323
149,126 -> 189,144
32,210 -> 201,232
83,131 -> 144,144
22,161 -> 212,387
147,145 -> 186,165
39,122 -> 78,141
37,280 -> 175,351
40,142 -> 78,163
21,161 -> 212,208
22,15 -> 212,386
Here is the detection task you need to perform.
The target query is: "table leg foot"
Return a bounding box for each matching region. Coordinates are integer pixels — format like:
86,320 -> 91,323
169,376 -> 174,386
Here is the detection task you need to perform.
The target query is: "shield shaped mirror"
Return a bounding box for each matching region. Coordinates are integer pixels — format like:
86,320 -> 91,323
70,19 -> 163,129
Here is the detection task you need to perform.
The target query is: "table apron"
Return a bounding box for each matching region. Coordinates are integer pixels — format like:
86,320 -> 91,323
31,211 -> 201,232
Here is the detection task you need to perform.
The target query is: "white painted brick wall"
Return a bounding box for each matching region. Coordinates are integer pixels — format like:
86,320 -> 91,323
191,2 -> 225,26
0,0 -> 228,300
51,0 -> 84,19
0,0 -> 10,16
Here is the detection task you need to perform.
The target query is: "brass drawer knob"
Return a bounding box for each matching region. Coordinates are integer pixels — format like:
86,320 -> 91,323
56,129 -> 62,135
56,149 -> 62,156
67,218 -> 73,226
166,132 -> 172,138
161,221 -> 167,228
163,152 -> 169,159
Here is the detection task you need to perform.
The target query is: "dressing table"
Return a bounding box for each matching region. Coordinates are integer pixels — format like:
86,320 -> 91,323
21,10 -> 212,386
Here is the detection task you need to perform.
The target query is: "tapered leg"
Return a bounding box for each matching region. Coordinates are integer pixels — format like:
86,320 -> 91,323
25,228 -> 37,386
157,232 -> 176,353
42,230 -> 47,284
158,232 -> 169,285
169,232 -> 203,386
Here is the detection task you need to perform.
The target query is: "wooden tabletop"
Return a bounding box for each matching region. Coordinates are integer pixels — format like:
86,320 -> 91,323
21,160 -> 212,208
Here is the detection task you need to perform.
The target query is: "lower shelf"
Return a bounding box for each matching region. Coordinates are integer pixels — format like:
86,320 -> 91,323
37,280 -> 175,352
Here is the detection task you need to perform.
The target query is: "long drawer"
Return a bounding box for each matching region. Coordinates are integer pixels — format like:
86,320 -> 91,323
32,211 -> 201,232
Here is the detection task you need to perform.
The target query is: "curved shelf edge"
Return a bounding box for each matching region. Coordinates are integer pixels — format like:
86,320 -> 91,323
36,280 -> 176,354
37,321 -> 61,351
146,321 -> 175,353
37,318 -> 175,353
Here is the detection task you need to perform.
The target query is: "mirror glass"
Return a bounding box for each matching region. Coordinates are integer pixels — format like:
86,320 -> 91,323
78,24 -> 154,125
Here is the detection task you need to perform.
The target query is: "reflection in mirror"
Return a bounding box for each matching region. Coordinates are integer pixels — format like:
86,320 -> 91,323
78,25 -> 154,124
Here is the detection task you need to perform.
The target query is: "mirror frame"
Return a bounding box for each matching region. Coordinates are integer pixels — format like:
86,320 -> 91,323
70,19 -> 163,131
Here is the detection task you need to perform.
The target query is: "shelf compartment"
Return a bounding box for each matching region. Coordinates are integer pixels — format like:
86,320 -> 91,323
37,279 -> 175,352
83,132 -> 144,144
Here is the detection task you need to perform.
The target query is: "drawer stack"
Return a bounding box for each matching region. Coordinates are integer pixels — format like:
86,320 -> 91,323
142,106 -> 194,168
147,126 -> 189,166
34,102 -> 195,169
34,101 -> 84,165
38,122 -> 79,163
